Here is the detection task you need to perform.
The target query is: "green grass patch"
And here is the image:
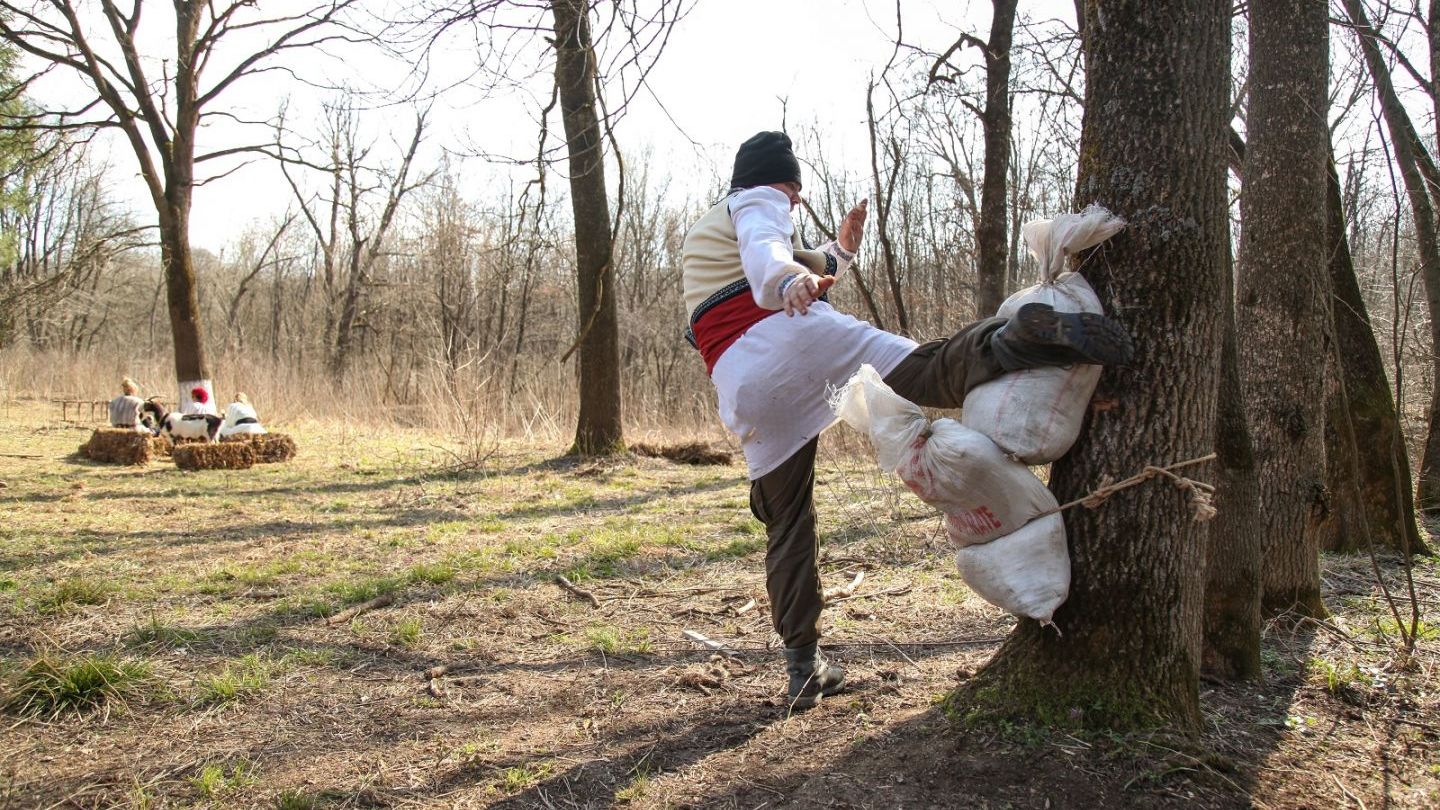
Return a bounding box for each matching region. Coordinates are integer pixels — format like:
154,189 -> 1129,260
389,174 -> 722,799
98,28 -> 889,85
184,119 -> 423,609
34,576 -> 112,614
191,760 -> 257,799
615,772 -> 652,803
126,616 -> 203,648
0,576 -> 16,592
1368,617 -> 1440,641
582,625 -> 653,656
406,562 -> 456,585
705,535 -> 765,560
390,618 -> 423,648
1310,658 -> 1373,695
5,652 -> 152,717
195,653 -> 272,705
497,761 -> 553,793
279,648 -> 339,668
206,558 -> 303,589
275,789 -> 320,810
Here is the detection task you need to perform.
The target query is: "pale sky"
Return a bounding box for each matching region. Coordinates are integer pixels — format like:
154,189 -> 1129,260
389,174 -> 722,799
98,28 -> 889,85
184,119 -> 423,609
61,0 -> 1078,251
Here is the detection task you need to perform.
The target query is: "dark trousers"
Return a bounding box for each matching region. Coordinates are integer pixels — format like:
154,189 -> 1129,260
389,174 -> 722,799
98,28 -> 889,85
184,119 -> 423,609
749,317 -> 1008,649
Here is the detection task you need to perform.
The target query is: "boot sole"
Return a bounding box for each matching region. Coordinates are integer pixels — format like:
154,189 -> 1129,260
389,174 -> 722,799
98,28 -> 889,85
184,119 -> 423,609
1011,302 -> 1134,366
787,677 -> 847,711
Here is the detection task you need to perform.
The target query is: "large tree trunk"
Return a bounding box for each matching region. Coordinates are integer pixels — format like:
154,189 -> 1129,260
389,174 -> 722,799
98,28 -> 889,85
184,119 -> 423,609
1322,158 -> 1431,555
552,0 -> 624,455
976,0 -> 1018,316
164,14 -> 210,411
1344,0 -> 1440,512
159,209 -> 208,394
1204,235 -> 1263,680
947,0 -> 1229,731
1236,0 -> 1330,619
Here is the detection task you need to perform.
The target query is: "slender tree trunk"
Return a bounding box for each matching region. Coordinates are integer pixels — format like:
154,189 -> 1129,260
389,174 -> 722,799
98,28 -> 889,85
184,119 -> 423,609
1204,230 -> 1263,680
948,0 -> 1229,731
1236,0 -> 1330,619
552,0 -> 624,455
865,90 -> 911,335
976,0 -> 1018,316
1322,158 -> 1431,555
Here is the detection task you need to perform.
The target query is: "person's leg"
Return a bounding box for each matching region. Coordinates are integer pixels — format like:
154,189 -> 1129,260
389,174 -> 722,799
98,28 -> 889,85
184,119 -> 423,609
882,316 -> 1008,408
882,304 -> 1135,406
749,437 -> 845,707
750,437 -> 824,649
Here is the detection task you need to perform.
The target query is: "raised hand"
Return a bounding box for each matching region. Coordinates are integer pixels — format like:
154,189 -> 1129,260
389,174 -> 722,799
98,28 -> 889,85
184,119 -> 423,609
838,199 -> 869,254
783,273 -> 835,317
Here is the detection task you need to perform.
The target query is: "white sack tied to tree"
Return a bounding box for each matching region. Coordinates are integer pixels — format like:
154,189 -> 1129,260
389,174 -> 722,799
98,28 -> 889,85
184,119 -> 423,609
961,205 -> 1126,464
831,366 -> 1068,623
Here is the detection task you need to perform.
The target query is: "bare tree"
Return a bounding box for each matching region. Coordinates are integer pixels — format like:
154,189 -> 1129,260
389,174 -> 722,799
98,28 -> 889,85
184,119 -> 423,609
276,98 -> 432,379
552,0 -> 622,454
950,0 -> 1230,731
928,0 -> 1018,317
0,0 -> 364,405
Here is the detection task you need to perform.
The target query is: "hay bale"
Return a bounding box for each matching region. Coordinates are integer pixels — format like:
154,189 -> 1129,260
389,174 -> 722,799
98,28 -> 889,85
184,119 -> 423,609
220,433 -> 296,464
172,442 -> 254,471
149,435 -> 171,458
80,428 -> 152,466
630,441 -> 733,466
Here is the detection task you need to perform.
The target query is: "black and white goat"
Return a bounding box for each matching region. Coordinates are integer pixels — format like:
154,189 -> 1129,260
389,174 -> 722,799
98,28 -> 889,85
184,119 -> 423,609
161,411 -> 223,443
139,397 -> 168,435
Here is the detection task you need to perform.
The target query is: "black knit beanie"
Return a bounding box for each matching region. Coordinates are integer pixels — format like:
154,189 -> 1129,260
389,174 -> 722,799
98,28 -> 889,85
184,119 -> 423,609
730,131 -> 802,190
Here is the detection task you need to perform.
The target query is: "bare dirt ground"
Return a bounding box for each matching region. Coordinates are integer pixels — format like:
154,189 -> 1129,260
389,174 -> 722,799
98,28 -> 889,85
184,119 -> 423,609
0,400 -> 1437,808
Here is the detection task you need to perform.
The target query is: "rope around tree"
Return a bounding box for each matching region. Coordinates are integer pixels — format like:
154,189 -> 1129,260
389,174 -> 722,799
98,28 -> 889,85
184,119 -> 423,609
1035,452 -> 1219,522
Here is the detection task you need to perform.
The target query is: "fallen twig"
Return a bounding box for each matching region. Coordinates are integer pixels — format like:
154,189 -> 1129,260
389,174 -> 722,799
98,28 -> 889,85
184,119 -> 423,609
828,584 -> 912,604
733,598 -> 757,616
555,574 -> 602,608
682,629 -> 740,658
822,571 -> 865,603
324,592 -> 394,625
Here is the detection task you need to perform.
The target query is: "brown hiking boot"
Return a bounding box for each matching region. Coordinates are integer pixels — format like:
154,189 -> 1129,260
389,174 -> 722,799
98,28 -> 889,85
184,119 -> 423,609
783,643 -> 846,710
990,302 -> 1135,371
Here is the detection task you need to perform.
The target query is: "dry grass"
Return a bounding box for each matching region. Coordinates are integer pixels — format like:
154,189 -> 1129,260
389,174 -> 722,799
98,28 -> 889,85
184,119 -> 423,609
0,399 -> 1436,808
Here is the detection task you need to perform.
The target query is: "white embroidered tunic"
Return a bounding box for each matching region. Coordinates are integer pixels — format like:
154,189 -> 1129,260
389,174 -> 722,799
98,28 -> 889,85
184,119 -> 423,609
696,187 -> 917,479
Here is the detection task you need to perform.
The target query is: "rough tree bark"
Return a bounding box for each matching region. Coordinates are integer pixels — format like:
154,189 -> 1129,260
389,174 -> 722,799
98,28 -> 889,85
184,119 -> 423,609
976,0 -> 1017,316
552,0 -> 624,455
1322,157 -> 1430,555
1204,218 -> 1263,681
1228,126 -> 1428,558
947,0 -> 1229,731
1236,0 -> 1330,619
1344,0 -> 1440,512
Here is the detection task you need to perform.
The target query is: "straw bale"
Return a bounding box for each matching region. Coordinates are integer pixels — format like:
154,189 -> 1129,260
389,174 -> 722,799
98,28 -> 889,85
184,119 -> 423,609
172,442 -> 255,471
221,433 -> 297,463
149,436 -> 171,458
80,428 -> 152,466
